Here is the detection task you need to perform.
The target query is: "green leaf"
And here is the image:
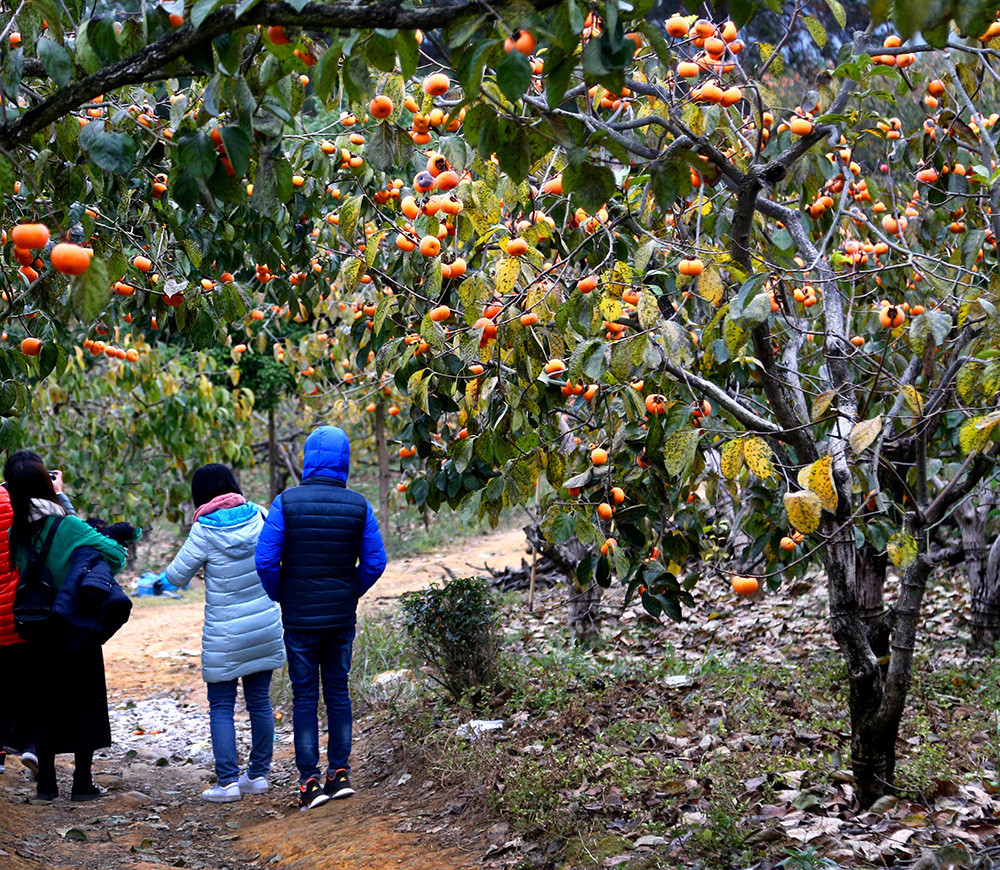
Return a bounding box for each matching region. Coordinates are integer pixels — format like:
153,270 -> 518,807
0,154 -> 15,197
71,256 -> 109,322
496,49 -> 532,103
544,46 -> 576,108
38,37 -> 73,86
219,126 -> 252,178
0,417 -> 22,450
562,163 -> 616,214
367,32 -> 397,73
178,132 -> 217,177
395,30 -> 420,79
342,53 -> 374,106
191,0 -> 223,28
338,195 -> 363,242
367,122 -> 403,170
314,44 -> 342,103
894,0 -> 928,39
78,122 -> 136,173
2,48 -> 23,99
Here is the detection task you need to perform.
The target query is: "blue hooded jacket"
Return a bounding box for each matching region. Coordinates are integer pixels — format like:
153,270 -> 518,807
255,426 -> 387,630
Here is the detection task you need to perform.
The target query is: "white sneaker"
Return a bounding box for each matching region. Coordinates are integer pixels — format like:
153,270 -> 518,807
201,782 -> 242,802
238,772 -> 269,794
21,751 -> 38,779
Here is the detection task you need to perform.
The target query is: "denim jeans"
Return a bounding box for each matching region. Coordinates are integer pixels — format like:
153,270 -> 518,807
284,625 -> 355,784
206,669 -> 274,786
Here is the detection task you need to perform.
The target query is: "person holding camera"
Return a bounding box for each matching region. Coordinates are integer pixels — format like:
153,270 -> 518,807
4,450 -> 126,803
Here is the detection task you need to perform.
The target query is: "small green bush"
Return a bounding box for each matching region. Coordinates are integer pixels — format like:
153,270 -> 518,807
401,576 -> 504,702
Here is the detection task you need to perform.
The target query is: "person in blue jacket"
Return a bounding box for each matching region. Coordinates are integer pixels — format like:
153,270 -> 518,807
255,426 -> 386,811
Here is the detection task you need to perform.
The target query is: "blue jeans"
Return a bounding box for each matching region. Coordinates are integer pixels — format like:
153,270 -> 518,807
206,669 -> 274,786
284,625 -> 355,784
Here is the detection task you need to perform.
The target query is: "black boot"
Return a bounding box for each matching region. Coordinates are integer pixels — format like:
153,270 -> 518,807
70,750 -> 101,802
34,751 -> 57,803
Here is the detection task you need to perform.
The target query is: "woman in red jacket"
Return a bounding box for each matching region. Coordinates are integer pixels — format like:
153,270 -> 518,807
0,480 -> 38,777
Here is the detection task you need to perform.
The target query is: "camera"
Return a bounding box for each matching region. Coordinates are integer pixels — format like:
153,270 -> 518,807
49,471 -> 57,480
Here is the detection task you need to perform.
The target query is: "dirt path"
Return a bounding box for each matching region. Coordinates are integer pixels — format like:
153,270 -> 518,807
0,526 -> 529,870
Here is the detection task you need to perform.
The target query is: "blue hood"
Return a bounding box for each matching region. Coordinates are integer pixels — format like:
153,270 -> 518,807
199,502 -> 261,528
303,426 -> 350,482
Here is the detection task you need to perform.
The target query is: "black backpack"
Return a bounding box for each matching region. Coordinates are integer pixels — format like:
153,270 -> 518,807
12,517 -> 64,642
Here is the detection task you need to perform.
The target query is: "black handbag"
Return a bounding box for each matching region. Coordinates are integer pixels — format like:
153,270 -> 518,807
12,517 -> 64,642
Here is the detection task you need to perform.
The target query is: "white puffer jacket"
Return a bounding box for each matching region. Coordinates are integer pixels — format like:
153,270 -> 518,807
166,502 -> 285,683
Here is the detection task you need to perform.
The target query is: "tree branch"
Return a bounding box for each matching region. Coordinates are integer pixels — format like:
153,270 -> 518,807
1,0 -> 561,150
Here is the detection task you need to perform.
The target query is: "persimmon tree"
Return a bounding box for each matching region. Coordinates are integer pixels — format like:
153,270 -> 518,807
3,0 -> 1000,807
27,340 -> 255,523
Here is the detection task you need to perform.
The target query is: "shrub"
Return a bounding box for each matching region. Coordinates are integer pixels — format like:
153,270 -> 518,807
400,576 -> 504,702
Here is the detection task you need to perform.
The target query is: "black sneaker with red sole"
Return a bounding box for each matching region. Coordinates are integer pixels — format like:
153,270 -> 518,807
299,777 -> 330,811
324,769 -> 355,799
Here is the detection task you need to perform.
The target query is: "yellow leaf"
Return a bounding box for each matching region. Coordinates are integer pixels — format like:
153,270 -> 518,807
697,264 -> 724,305
812,389 -> 836,421
720,439 -> 745,480
902,385 -> 923,416
743,435 -> 774,479
960,417 -> 992,454
807,455 -> 838,512
494,257 -> 521,296
886,532 -> 917,568
598,290 -> 624,322
797,461 -> 813,489
849,416 -> 882,454
783,491 -> 822,534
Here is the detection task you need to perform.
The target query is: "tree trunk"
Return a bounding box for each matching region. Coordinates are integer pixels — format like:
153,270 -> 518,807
567,578 -> 603,647
524,524 -> 603,647
268,406 -> 279,503
825,513 -> 932,807
973,535 -> 1000,654
957,489 -> 1000,654
856,544 -> 893,664
374,402 -> 391,534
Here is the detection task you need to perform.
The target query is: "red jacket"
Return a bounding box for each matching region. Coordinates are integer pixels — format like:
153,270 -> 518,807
0,486 -> 22,647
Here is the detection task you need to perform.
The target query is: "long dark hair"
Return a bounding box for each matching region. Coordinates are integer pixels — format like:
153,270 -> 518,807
4,450 -> 60,570
190,463 -> 242,508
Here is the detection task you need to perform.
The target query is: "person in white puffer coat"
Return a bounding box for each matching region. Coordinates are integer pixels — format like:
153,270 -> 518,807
164,464 -> 285,803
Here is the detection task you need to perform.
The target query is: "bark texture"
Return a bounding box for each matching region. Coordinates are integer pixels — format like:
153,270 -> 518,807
958,488 -> 1000,654
374,402 -> 391,536
525,524 -> 603,647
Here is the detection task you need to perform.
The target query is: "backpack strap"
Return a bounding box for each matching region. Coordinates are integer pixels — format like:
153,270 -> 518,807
31,516 -> 63,562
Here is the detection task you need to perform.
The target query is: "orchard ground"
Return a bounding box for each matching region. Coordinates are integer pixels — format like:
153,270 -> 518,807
0,525 -> 527,870
3,524 -> 1000,869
